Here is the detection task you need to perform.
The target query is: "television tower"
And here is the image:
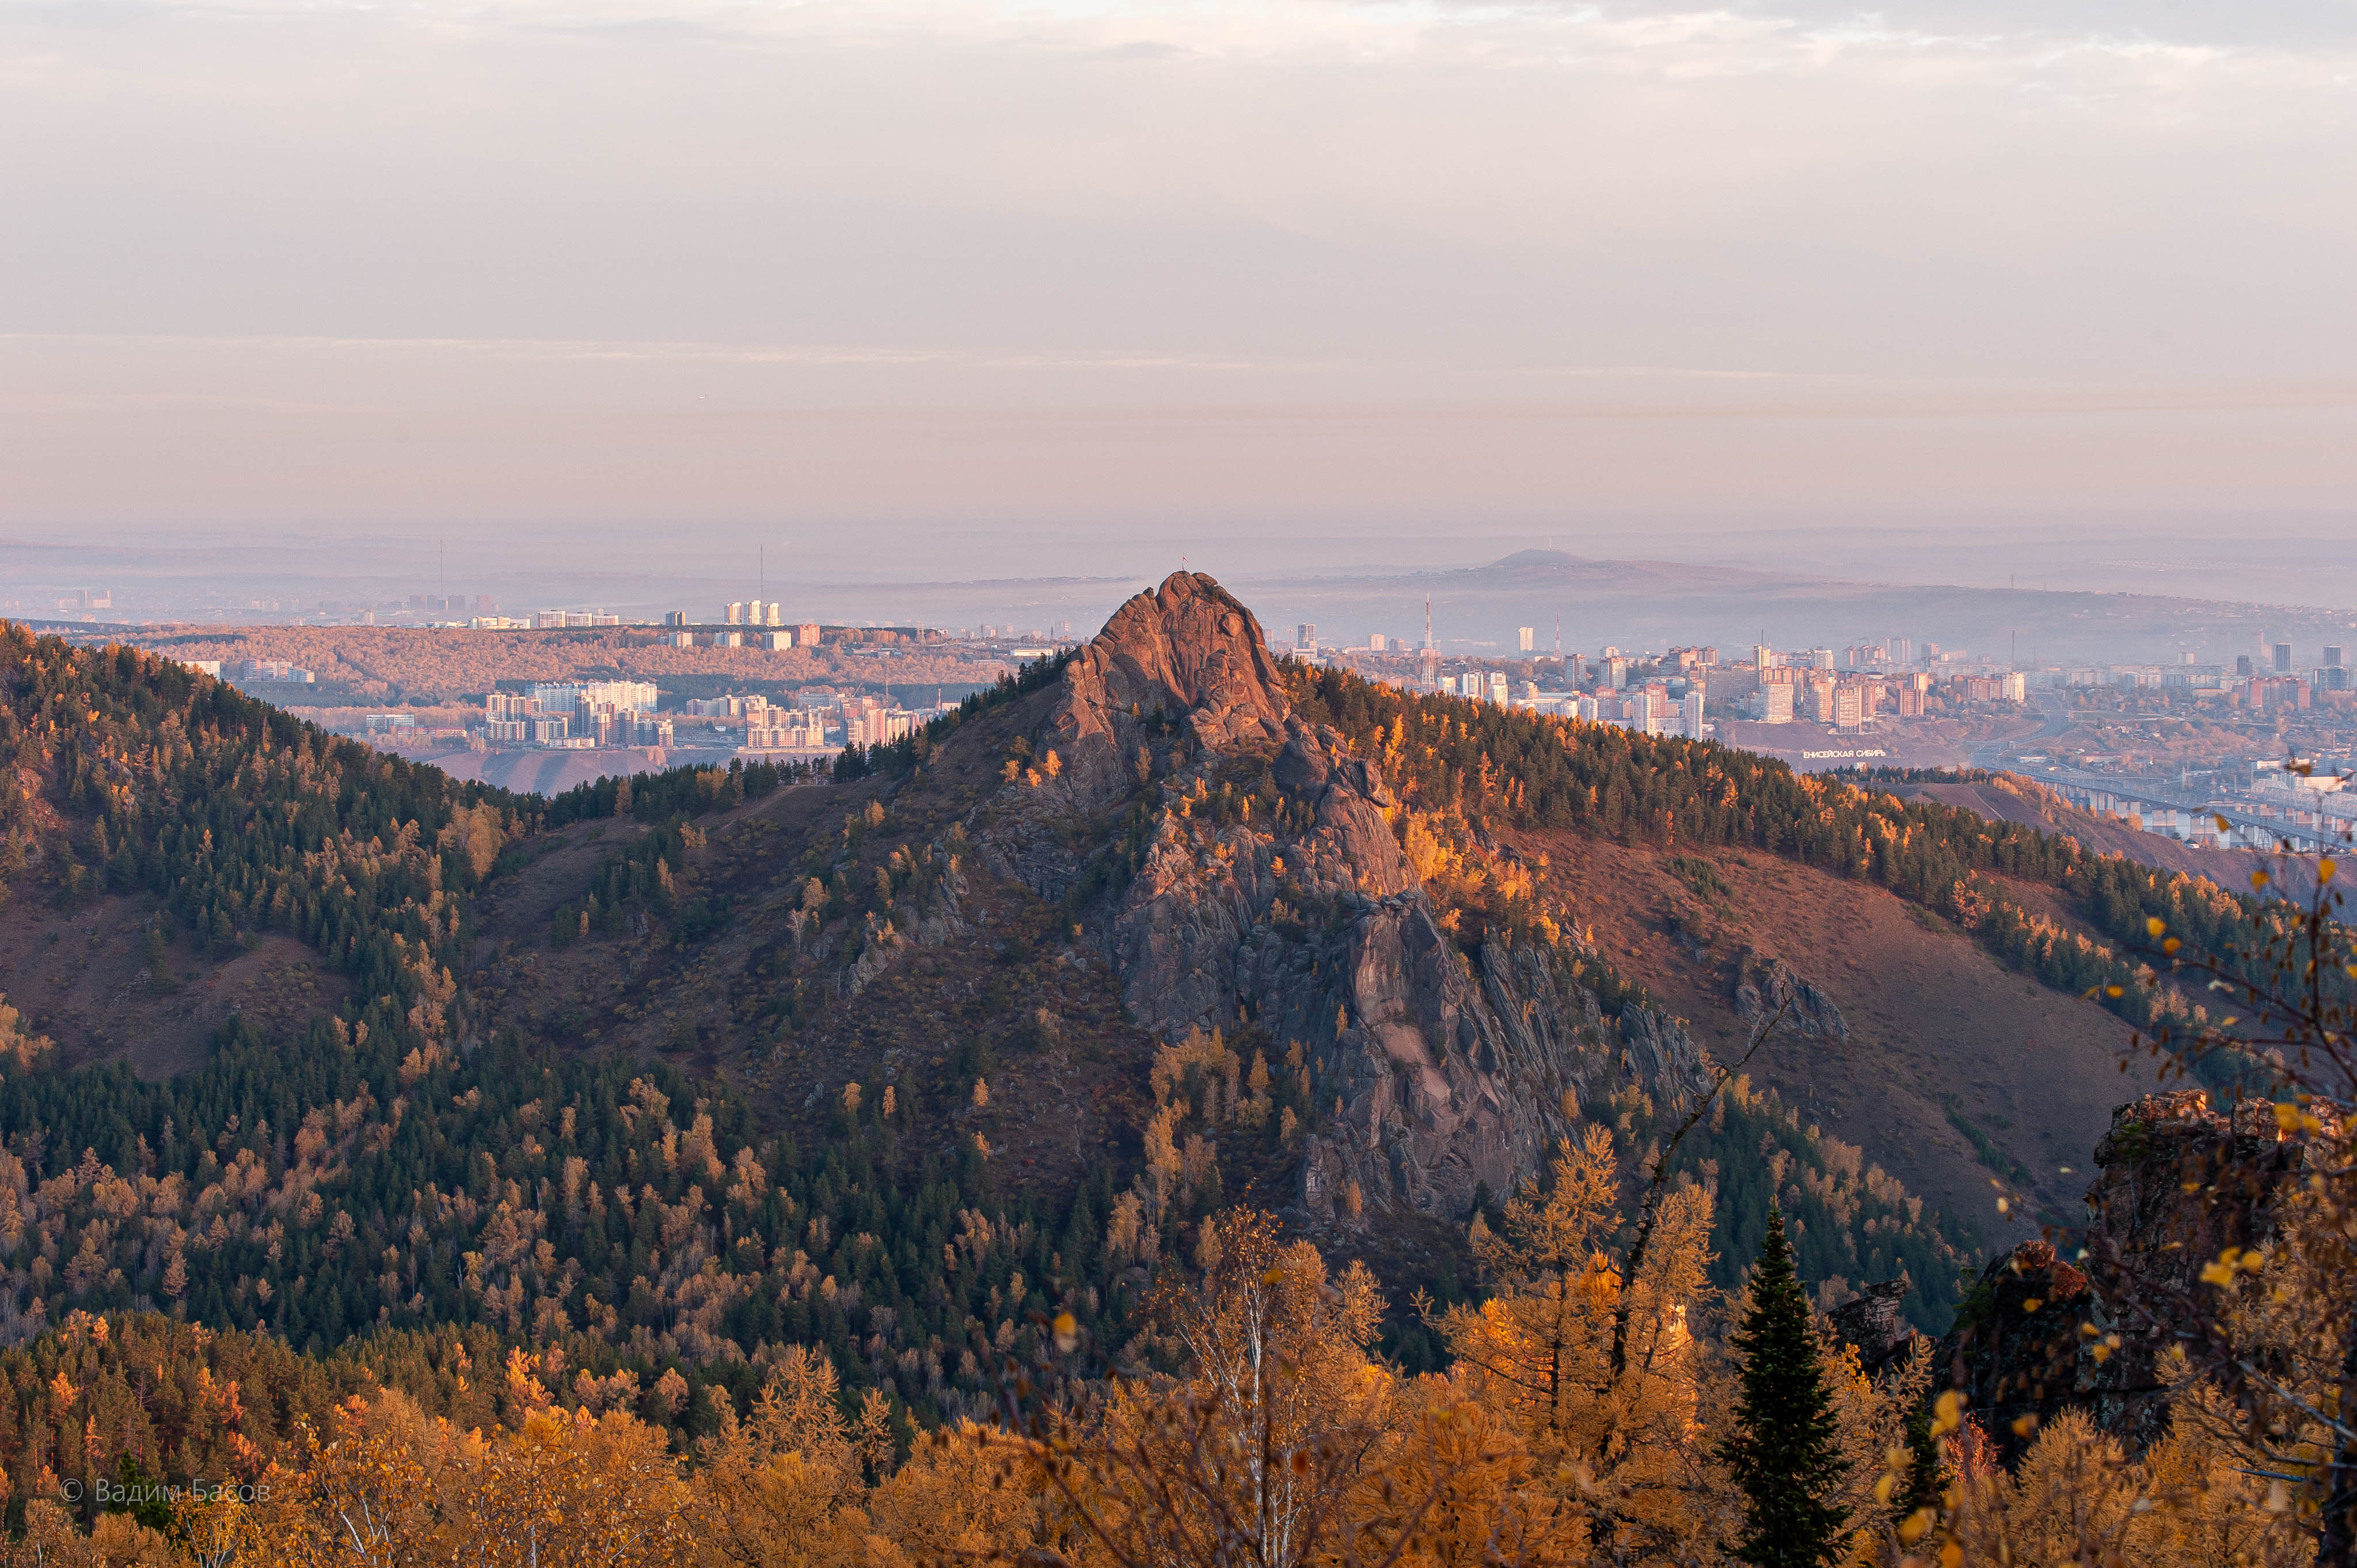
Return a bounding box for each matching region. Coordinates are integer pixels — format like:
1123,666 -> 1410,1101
1422,596 -> 1439,691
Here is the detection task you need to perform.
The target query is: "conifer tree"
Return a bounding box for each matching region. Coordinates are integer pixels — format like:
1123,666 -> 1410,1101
1895,1398 -> 1942,1522
1721,1206 -> 1849,1567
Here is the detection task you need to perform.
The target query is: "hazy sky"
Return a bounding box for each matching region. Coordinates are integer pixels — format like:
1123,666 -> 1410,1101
3,0 -> 2353,584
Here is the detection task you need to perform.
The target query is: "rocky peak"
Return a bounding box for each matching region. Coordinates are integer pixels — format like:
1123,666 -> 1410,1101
1052,573 -> 1291,764
1938,1090 -> 2318,1457
1828,1277 -> 1918,1378
969,572 -> 1720,1234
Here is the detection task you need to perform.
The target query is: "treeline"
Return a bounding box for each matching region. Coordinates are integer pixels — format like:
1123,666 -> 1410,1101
539,755 -> 819,831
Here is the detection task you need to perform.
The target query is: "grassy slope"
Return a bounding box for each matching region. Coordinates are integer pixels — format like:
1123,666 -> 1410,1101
0,895 -> 344,1080
1522,831 -> 2159,1239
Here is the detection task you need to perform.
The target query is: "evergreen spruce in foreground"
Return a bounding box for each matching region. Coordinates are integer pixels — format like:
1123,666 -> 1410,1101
1722,1205 -> 1850,1567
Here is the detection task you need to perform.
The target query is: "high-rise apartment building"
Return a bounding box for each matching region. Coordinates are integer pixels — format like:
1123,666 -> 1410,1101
1761,684 -> 1794,724
1488,671 -> 1510,705
2275,642 -> 2294,673
1680,690 -> 1705,739
1518,627 -> 1535,652
726,603 -> 745,625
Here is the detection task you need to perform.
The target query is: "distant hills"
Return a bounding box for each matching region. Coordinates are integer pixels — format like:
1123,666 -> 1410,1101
1231,549 -> 2357,668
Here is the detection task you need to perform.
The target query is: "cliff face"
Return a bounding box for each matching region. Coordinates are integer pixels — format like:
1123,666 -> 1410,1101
1939,1090 -> 2316,1456
979,572 -> 1714,1230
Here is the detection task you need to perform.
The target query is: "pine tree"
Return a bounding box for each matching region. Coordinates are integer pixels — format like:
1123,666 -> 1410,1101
1721,1206 -> 1849,1567
1896,1398 -> 1942,1522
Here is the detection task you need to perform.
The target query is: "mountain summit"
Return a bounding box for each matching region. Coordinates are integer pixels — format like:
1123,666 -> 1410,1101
972,572 -> 1708,1229
1052,570 -> 1292,764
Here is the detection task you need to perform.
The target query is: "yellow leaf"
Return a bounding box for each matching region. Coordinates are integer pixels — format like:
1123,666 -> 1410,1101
1898,1508 -> 1936,1544
2146,916 -> 2165,938
2021,1297 -> 2042,1313
2321,858 -> 2337,883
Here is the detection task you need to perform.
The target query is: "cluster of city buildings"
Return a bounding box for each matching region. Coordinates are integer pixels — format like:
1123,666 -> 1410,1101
653,608 -> 813,650
446,683 -> 945,758
480,682 -> 671,749
174,657 -> 319,687
1315,633 -> 2035,741
2059,644 -> 2351,709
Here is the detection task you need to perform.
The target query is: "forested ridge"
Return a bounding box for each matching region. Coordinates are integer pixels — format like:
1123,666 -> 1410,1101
0,631 -> 1268,1536
0,626 -> 507,1037
4,627 -> 2338,1565
1282,663 -> 2343,1068
0,634 -> 1974,1384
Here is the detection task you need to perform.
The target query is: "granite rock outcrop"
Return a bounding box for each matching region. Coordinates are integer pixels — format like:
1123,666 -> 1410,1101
975,572 -> 1718,1228
1938,1090 -> 2320,1457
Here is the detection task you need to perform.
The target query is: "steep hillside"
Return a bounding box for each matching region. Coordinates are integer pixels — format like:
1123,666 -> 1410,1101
1512,832 -> 2157,1233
